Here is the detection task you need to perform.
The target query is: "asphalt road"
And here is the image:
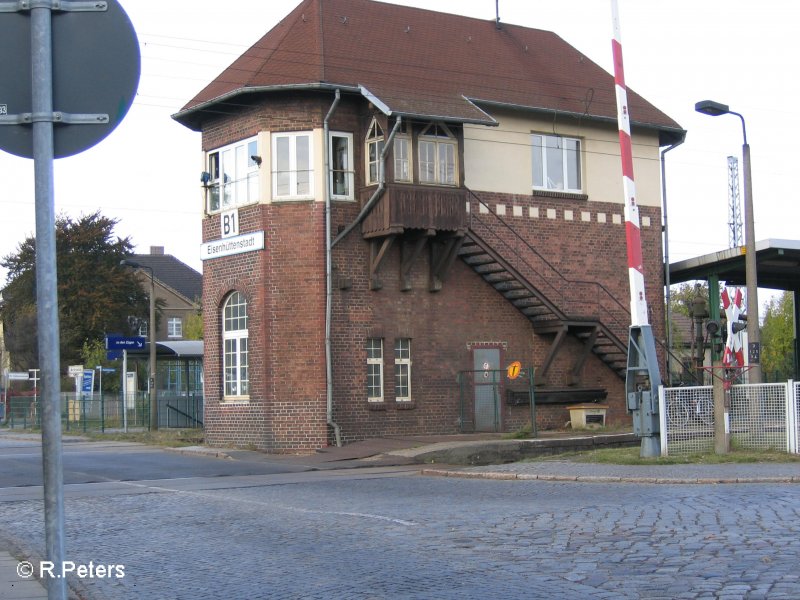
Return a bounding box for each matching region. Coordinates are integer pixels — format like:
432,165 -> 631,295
0,435 -> 310,488
2,436 -> 800,599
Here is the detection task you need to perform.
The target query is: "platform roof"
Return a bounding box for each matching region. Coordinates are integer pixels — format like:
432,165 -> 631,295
670,239 -> 800,291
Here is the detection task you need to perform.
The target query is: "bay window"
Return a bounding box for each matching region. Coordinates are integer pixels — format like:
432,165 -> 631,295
418,123 -> 456,186
329,132 -> 354,200
366,119 -> 385,185
206,137 -> 260,214
273,132 -> 314,199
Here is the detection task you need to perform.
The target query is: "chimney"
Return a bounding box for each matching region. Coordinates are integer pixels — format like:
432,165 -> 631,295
150,246 -> 165,255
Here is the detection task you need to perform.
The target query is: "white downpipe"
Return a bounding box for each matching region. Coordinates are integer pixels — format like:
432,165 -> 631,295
324,89 -> 342,447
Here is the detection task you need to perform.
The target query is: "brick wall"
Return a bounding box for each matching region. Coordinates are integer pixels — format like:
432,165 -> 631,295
198,94 -> 666,451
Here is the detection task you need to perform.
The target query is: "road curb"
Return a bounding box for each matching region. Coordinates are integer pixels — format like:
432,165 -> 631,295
163,446 -> 233,460
421,468 -> 800,484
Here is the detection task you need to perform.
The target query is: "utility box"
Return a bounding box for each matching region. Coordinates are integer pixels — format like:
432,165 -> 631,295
567,403 -> 608,429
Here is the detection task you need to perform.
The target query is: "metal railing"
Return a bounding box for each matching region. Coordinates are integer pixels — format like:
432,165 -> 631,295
660,381 -> 800,456
465,188 -> 702,386
2,392 -> 204,432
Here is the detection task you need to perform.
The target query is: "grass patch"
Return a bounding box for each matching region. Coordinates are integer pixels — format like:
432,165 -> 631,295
66,428 -> 204,448
524,446 -> 800,465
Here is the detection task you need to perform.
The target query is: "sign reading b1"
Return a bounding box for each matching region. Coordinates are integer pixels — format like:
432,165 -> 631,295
221,209 -> 240,238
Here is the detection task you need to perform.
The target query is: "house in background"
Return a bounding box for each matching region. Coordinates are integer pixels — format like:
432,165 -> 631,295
125,247 -> 204,425
127,246 -> 202,343
173,0 -> 684,452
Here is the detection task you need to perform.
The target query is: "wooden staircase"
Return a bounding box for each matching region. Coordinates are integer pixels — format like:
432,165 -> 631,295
458,231 -> 628,383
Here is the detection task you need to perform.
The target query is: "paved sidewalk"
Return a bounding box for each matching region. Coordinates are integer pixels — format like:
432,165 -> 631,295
165,432 -> 800,484
0,551 -> 48,599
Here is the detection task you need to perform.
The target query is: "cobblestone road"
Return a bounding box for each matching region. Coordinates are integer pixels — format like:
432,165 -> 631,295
2,475 -> 799,599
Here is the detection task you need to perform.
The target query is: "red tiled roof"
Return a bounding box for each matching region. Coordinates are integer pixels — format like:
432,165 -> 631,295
174,0 -> 682,140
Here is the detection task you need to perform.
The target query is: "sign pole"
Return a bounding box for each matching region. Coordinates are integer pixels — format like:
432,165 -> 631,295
30,6 -> 67,598
122,350 -> 128,432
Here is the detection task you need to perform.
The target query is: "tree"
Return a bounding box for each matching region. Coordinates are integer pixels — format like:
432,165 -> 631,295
184,309 -> 204,340
669,282 -> 709,318
0,212 -> 150,371
761,291 -> 794,381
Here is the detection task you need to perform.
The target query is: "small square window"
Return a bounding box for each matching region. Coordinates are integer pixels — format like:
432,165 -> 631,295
167,317 -> 183,339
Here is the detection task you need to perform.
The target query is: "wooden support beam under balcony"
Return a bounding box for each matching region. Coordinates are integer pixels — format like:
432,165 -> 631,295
361,183 -> 468,239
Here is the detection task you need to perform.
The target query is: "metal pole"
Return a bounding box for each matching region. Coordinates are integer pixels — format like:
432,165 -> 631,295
741,139 -> 761,384
31,6 -> 67,598
148,270 -> 157,430
122,350 -> 128,432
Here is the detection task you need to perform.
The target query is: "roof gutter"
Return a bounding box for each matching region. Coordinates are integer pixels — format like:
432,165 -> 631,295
172,83 -> 361,130
331,116 -> 402,247
324,89 -> 343,448
467,97 -> 686,144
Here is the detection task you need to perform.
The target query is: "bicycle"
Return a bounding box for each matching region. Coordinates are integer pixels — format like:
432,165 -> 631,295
666,395 -> 713,428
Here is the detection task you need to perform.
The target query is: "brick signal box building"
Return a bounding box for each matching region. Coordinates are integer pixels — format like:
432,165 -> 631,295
174,0 -> 684,452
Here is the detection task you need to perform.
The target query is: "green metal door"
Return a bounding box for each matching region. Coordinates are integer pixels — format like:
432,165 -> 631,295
473,348 -> 500,432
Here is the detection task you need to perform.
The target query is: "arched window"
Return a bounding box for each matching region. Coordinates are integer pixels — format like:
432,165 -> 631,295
223,292 -> 249,398
365,118 -> 385,185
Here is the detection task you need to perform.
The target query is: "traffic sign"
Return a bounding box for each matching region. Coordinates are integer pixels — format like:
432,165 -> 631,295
7,371 -> 30,381
106,335 -> 146,350
0,0 -> 140,158
68,364 -> 84,377
81,370 -> 94,394
506,361 -> 522,380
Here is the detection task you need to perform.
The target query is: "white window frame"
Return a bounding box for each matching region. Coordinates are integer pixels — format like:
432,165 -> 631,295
272,131 -> 314,200
329,131 -> 354,200
365,118 -> 385,185
394,338 -> 411,402
167,317 -> 183,339
418,123 -> 457,186
393,135 -> 412,183
223,292 -> 249,399
531,133 -> 582,193
206,136 -> 260,214
366,338 -> 384,402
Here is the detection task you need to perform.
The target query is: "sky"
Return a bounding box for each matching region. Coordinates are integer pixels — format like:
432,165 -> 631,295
1,0 -> 798,311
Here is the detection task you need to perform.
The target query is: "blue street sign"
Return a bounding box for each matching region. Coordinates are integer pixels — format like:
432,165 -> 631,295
81,370 -> 94,394
105,335 -> 146,350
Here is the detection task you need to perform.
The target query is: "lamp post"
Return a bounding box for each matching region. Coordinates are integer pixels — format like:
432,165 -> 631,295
695,100 -> 761,384
120,259 -> 158,429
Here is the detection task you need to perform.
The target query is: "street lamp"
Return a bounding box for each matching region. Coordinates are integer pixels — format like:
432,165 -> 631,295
120,259 -> 158,429
695,100 -> 761,384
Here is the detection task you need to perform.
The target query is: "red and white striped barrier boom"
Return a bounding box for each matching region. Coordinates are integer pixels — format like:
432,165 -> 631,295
611,0 -> 648,327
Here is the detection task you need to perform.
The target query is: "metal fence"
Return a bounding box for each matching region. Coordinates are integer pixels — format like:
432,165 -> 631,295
660,381 -> 800,456
2,392 -> 203,432
457,368 -> 535,434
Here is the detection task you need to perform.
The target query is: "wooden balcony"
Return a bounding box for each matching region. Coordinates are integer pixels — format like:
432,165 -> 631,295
360,183 -> 468,239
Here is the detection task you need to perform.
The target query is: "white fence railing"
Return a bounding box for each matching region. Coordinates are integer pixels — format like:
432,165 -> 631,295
659,381 -> 800,456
